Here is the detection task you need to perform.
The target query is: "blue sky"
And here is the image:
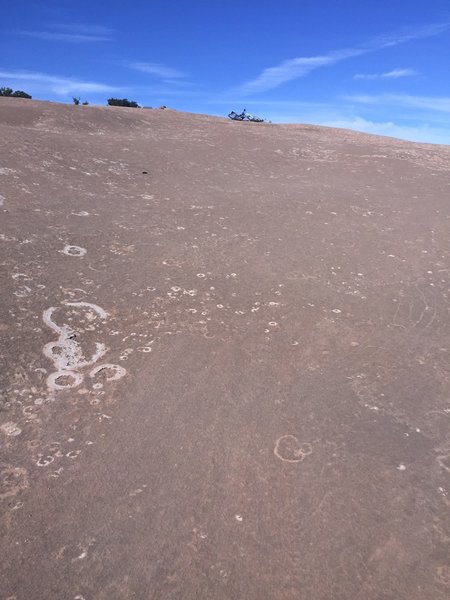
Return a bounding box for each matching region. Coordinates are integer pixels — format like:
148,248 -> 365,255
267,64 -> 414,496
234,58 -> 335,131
2,0 -> 449,144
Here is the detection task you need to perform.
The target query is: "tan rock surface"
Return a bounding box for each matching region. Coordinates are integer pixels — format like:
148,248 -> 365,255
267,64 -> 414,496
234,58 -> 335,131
1,98 -> 450,599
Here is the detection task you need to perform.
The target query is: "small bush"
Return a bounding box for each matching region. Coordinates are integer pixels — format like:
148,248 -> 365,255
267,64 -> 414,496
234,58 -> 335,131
107,98 -> 139,108
73,97 -> 89,105
0,87 -> 32,98
11,90 -> 32,99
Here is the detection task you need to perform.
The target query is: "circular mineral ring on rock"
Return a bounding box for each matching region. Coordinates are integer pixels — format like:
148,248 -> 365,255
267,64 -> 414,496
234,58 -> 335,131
47,370 -> 83,390
274,435 -> 313,463
62,245 -> 87,257
89,364 -> 126,382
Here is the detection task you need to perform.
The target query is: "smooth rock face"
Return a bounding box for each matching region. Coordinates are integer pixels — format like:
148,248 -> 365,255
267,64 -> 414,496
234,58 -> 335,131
1,98 -> 450,599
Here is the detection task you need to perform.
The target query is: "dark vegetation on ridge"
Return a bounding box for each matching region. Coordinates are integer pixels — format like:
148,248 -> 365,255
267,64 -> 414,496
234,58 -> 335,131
0,87 -> 32,99
107,98 -> 139,108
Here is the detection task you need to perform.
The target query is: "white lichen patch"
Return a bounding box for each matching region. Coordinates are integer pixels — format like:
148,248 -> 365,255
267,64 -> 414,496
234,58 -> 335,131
1,422 -> 22,437
43,302 -> 109,391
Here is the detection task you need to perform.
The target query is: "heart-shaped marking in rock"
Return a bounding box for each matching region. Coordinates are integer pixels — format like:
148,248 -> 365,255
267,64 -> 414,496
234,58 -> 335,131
274,435 -> 313,463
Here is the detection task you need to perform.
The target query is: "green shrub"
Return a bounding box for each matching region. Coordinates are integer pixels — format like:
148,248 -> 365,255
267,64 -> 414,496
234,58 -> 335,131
0,87 -> 32,98
11,90 -> 32,99
107,98 -> 139,108
73,97 -> 89,105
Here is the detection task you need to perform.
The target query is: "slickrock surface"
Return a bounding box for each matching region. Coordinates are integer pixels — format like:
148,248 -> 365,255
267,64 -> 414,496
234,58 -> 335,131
1,98 -> 450,599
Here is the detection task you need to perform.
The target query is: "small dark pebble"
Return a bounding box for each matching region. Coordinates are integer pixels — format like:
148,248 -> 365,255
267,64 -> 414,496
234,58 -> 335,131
142,171 -> 148,174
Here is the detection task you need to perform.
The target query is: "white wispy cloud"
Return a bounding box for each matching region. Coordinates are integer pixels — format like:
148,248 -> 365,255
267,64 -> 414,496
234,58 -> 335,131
0,68 -> 200,101
18,23 -> 114,43
319,116 -> 450,145
232,22 -> 448,95
364,22 -> 449,49
354,68 -> 418,80
19,31 -> 110,42
231,50 -> 363,95
345,93 -> 450,113
49,24 -> 114,35
0,70 -> 120,95
128,62 -> 187,79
